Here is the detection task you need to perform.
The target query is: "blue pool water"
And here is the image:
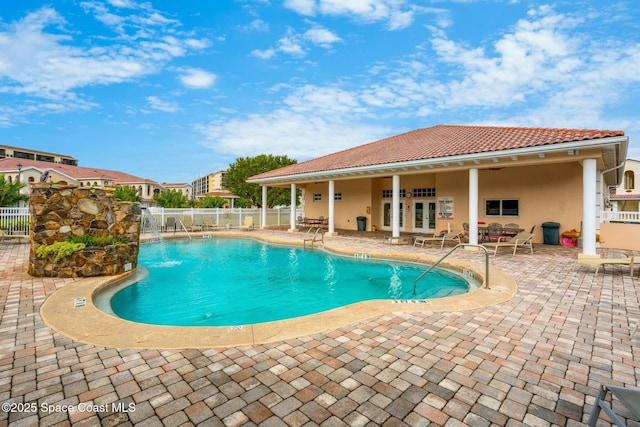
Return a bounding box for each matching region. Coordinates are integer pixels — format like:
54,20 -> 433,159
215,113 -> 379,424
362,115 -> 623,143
109,238 -> 470,326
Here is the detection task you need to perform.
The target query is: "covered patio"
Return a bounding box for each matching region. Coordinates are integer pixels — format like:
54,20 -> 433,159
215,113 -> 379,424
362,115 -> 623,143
249,125 -> 628,259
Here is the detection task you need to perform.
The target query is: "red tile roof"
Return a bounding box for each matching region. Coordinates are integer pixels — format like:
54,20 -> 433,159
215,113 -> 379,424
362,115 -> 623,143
249,125 -> 625,181
0,157 -> 159,185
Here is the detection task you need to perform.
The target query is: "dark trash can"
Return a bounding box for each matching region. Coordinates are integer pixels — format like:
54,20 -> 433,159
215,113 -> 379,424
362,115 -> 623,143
541,222 -> 560,245
356,216 -> 367,231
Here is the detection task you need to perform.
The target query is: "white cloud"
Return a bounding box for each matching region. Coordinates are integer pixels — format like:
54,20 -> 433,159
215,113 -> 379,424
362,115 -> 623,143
0,6 -> 209,104
253,25 -> 340,60
196,85 -> 390,159
284,0 -> 415,30
304,27 -> 341,47
178,68 -> 217,89
251,48 -> 277,59
146,96 -> 179,113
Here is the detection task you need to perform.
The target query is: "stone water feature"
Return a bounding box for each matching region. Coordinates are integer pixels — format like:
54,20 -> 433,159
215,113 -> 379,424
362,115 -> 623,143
28,184 -> 141,278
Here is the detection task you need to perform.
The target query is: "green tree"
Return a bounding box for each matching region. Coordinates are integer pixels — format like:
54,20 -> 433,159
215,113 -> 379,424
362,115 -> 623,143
0,175 -> 28,206
225,154 -> 297,207
153,189 -> 190,208
112,185 -> 141,202
196,196 -> 227,208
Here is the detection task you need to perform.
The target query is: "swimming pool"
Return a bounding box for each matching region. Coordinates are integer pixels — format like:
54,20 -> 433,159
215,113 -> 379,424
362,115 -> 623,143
106,238 -> 472,327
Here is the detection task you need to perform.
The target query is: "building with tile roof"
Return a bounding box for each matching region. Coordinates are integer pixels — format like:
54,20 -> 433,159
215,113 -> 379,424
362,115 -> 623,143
606,158 -> 640,212
0,157 -> 165,205
248,125 -> 629,256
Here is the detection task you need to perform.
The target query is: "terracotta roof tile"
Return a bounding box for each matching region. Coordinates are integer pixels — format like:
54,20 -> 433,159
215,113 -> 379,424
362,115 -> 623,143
0,157 -> 159,185
249,125 -> 625,181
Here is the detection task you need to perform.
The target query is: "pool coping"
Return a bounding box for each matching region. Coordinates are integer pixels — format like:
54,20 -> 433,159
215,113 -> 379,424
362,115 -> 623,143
40,231 -> 518,349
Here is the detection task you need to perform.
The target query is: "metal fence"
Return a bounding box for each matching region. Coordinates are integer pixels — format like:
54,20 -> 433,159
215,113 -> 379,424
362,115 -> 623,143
0,207 -> 30,235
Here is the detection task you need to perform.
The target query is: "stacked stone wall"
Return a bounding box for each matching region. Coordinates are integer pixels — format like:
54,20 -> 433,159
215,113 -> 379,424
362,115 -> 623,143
28,184 -> 141,278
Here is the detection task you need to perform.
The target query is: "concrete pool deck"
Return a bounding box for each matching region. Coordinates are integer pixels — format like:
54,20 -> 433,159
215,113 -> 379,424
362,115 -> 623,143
2,229 -> 640,426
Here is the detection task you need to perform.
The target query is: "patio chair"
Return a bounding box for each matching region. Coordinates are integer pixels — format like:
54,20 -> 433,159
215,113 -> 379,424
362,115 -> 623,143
413,230 -> 463,249
241,216 -> 255,231
202,216 -> 221,231
588,384 -> 640,426
482,232 -> 534,256
576,255 -> 636,276
0,229 -> 28,244
502,223 -> 521,237
164,217 -> 176,232
485,223 -> 503,242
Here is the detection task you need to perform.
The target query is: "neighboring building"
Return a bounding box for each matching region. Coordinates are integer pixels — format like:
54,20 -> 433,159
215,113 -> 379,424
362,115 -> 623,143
0,145 -> 78,166
607,158 -> 639,212
248,125 -> 629,257
163,183 -> 193,199
0,157 -> 164,206
192,170 -> 226,199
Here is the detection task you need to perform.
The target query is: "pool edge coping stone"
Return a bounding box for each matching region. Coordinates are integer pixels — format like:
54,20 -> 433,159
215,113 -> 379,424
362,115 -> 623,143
39,231 -> 517,350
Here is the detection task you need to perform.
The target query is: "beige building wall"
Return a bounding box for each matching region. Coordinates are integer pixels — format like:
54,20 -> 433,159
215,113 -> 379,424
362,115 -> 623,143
300,161 -> 587,243
599,222 -> 640,250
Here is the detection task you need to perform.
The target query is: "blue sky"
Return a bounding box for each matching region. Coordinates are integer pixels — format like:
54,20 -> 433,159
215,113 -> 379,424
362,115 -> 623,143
1,0 -> 639,184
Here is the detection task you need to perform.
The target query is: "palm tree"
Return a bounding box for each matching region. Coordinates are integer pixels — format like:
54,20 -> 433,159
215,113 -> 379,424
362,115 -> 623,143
0,176 -> 28,206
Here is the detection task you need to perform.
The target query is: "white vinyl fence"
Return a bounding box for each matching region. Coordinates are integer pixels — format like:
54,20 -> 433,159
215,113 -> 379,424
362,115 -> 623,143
0,206 -> 304,236
0,207 -> 29,235
145,207 -> 304,231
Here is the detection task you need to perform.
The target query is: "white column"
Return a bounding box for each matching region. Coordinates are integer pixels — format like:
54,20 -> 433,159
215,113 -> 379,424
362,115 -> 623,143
469,168 -> 479,245
328,180 -> 336,234
261,186 -> 267,229
392,175 -> 400,238
289,183 -> 297,232
582,159 -> 597,256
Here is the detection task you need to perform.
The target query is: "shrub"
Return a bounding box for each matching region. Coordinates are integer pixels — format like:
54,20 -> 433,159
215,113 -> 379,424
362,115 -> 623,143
66,235 -> 127,246
36,242 -> 86,263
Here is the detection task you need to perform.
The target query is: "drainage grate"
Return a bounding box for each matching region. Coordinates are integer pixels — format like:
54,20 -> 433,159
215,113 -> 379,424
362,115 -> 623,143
74,297 -> 87,308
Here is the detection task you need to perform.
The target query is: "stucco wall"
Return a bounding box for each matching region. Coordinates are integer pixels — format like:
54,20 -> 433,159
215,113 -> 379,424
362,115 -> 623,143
599,222 -> 640,250
300,160 -> 588,241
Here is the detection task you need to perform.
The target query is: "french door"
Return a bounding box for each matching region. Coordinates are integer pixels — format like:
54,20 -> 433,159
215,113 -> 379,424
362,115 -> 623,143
381,201 -> 405,231
412,200 -> 436,234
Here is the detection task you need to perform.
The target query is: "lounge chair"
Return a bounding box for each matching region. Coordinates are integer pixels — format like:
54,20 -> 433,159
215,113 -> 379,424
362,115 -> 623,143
0,229 -> 28,243
241,216 -> 255,231
577,255 -> 636,276
413,230 -> 463,249
588,384 -> 640,426
182,216 -> 202,232
202,216 -> 221,231
483,232 -> 534,256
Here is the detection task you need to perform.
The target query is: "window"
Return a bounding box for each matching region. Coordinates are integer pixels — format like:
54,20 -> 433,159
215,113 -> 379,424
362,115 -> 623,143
382,189 -> 408,198
625,171 -> 635,190
485,199 -> 519,216
313,193 -> 322,201
334,193 -> 342,201
413,188 -> 436,197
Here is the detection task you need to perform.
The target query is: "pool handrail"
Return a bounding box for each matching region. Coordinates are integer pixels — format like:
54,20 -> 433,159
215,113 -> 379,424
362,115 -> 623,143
413,243 -> 490,295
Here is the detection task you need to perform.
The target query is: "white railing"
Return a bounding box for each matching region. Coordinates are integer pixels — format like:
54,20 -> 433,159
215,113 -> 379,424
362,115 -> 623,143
146,207 -> 304,230
0,206 -> 304,237
601,211 -> 640,223
0,207 -> 30,235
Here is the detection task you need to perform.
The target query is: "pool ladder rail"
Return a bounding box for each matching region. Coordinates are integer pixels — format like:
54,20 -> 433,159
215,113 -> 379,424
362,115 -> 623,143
303,227 -> 324,247
413,243 -> 490,295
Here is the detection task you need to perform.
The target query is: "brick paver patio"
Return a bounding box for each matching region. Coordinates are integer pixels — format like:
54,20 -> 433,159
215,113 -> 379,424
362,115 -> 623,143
1,231 -> 639,426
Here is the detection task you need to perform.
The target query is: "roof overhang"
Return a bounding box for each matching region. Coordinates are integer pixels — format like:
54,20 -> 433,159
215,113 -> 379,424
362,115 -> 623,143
248,135 -> 629,187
